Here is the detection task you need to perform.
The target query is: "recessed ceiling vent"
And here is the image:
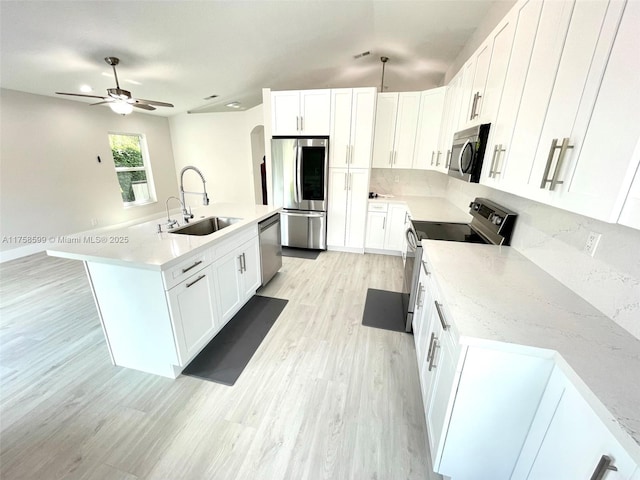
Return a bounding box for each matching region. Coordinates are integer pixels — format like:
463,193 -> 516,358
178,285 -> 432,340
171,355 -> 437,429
353,51 -> 371,59
204,94 -> 218,100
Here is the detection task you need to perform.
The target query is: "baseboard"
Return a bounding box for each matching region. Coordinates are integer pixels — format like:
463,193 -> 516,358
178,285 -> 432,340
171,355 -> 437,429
327,245 -> 365,254
364,248 -> 402,256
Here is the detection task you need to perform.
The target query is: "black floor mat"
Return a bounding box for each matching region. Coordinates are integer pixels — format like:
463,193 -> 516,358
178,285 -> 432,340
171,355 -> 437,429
281,247 -> 322,260
182,295 -> 288,385
362,288 -> 407,333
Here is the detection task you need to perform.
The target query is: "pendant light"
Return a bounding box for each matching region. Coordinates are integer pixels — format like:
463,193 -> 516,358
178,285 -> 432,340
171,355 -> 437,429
109,100 -> 134,115
380,56 -> 389,92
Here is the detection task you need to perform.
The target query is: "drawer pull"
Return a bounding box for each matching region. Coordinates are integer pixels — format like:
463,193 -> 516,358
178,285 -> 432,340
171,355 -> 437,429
589,455 -> 618,480
426,332 -> 436,363
186,274 -> 206,288
434,301 -> 450,330
182,260 -> 203,274
428,338 -> 440,371
421,260 -> 430,276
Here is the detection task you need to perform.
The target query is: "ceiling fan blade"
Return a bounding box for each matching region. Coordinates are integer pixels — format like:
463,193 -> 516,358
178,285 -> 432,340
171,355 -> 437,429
132,98 -> 174,108
56,92 -> 109,100
132,103 -> 156,111
90,100 -> 114,106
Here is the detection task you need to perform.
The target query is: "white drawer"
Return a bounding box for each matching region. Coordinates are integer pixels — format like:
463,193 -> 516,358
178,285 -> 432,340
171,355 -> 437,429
163,249 -> 211,290
368,202 -> 388,212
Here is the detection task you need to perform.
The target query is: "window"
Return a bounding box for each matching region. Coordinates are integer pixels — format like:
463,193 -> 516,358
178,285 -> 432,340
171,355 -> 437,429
108,133 -> 156,205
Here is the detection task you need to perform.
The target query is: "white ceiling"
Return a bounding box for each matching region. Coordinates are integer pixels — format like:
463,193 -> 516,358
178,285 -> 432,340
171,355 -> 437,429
1,1 -> 502,116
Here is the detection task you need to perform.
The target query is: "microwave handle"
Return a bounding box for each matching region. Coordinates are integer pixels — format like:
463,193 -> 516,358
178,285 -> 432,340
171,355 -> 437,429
406,228 -> 418,250
458,139 -> 473,175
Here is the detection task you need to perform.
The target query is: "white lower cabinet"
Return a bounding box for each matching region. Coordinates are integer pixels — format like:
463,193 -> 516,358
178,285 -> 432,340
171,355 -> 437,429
212,235 -> 260,324
167,264 -> 219,365
512,367 -> 638,480
416,246 -> 639,479
365,202 -> 407,254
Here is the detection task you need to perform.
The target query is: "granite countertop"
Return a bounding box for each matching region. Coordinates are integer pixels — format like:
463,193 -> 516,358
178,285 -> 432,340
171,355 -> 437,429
369,195 -> 472,224
47,203 -> 280,271
422,239 -> 640,454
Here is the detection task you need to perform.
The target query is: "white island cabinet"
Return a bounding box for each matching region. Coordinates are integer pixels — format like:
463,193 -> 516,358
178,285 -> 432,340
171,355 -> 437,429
48,203 -> 279,378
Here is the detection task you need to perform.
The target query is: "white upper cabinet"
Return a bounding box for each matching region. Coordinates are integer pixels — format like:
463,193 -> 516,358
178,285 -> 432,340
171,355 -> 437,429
438,75 -> 463,170
372,92 -> 421,169
413,87 -> 446,171
546,0 -> 639,222
482,0 -> 544,185
618,145 -> 640,230
271,89 -> 331,136
329,88 -> 377,169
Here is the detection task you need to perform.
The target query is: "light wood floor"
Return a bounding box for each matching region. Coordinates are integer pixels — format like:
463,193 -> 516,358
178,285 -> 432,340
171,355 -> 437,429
0,251 -> 440,480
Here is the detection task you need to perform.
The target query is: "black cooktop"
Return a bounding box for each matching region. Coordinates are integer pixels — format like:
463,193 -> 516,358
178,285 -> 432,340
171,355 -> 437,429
412,221 -> 488,244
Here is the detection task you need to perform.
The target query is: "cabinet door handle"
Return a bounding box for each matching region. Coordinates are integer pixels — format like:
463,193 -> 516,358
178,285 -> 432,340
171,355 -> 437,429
186,274 -> 206,288
382,217 -> 386,230
421,260 -> 430,276
389,151 -> 393,166
473,92 -> 482,119
426,332 -> 436,363
436,151 -> 442,166
349,145 -> 354,164
182,260 -> 203,274
494,145 -> 505,176
434,301 -> 450,330
296,116 -> 300,131
431,151 -> 435,166
348,173 -> 352,191
344,173 -> 348,191
489,144 -> 500,178
394,151 -> 398,165
238,255 -> 243,273
446,150 -> 452,168
345,146 -> 350,165
540,138 -> 573,190
428,338 -> 440,371
589,455 -> 618,480
416,282 -> 424,308
470,92 -> 478,120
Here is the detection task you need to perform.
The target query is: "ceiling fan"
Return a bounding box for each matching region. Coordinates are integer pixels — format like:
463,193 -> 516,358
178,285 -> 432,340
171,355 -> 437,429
56,57 -> 174,115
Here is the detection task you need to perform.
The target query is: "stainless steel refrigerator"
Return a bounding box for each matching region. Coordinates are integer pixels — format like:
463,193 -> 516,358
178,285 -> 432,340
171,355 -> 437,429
271,137 -> 328,250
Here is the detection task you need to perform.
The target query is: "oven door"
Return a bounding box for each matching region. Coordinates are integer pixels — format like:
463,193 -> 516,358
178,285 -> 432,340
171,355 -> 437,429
402,227 -> 421,333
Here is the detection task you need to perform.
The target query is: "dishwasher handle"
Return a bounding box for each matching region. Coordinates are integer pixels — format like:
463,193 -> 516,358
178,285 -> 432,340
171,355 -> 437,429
259,213 -> 281,233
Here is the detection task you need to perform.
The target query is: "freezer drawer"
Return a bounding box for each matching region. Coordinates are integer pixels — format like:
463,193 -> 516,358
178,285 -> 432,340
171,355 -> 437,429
280,210 -> 327,250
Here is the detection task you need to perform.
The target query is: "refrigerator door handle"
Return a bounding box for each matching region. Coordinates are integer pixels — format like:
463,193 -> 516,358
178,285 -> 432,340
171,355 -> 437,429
296,142 -> 303,204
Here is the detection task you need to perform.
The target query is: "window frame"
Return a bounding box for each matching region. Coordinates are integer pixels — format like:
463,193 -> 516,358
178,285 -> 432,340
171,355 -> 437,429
108,132 -> 157,207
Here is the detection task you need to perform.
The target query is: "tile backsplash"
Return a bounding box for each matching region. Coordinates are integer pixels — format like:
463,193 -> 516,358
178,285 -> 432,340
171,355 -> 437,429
369,168 -> 448,197
373,169 -> 640,340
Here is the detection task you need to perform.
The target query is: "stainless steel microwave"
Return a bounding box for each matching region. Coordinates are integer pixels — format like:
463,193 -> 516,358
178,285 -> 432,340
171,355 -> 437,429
448,123 -> 491,183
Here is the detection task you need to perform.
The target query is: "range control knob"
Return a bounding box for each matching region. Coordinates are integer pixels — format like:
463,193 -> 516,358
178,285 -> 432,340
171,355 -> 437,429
491,215 -> 503,226
470,202 -> 480,211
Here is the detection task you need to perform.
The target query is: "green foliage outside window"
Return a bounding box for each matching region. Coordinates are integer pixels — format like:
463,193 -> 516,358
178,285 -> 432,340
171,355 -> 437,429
109,134 -> 149,203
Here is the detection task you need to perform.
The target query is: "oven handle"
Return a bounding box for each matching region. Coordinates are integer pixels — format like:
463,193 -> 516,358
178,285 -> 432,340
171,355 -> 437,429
406,228 -> 418,250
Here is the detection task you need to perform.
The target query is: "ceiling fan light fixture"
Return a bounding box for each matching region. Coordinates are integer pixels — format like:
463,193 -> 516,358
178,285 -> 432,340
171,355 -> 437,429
225,101 -> 241,109
109,100 -> 133,115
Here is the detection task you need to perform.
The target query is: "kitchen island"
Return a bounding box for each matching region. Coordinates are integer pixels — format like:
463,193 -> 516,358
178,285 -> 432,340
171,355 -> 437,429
47,203 -> 280,378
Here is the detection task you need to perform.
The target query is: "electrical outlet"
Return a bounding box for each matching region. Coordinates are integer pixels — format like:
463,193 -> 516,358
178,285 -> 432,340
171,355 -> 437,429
91,218 -> 98,227
394,175 -> 400,183
585,231 -> 601,257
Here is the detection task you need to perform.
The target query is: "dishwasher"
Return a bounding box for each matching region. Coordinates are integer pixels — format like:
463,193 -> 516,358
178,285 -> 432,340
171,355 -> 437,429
258,213 -> 282,286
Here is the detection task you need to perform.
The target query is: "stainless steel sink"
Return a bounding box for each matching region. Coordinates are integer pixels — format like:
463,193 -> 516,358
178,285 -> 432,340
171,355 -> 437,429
169,216 -> 243,236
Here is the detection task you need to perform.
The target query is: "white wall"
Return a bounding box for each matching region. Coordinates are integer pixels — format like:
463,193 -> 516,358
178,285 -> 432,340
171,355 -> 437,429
168,104 -> 264,206
0,89 -> 179,260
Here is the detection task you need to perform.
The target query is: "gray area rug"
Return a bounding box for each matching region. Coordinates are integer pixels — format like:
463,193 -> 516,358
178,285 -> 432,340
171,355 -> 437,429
182,295 -> 288,385
281,247 -> 322,260
362,288 -> 406,333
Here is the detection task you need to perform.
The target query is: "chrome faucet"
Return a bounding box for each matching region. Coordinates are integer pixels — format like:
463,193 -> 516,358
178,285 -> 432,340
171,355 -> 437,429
164,196 -> 185,230
179,165 -> 210,223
